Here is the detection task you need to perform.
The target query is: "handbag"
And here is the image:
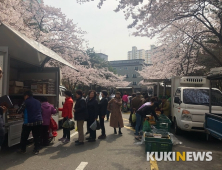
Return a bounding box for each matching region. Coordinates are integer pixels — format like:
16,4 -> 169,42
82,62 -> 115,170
96,120 -> 101,130
62,119 -> 75,130
132,112 -> 136,123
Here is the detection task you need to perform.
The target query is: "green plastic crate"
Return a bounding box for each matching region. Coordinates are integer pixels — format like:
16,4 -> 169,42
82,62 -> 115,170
145,140 -> 173,153
155,116 -> 172,132
145,136 -> 171,143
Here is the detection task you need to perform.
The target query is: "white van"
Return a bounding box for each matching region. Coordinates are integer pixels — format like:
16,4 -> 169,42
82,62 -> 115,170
171,77 -> 222,134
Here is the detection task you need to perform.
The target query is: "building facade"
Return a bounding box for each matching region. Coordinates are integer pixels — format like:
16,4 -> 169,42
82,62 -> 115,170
96,53 -> 108,61
109,59 -> 145,91
128,45 -> 157,64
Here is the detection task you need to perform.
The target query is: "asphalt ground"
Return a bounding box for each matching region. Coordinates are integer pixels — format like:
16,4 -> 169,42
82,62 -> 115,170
0,112 -> 221,170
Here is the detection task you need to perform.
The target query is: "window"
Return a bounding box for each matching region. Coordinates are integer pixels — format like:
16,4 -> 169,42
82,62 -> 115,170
119,67 -> 122,70
183,89 -> 222,106
126,74 -> 129,78
135,67 -> 138,71
124,67 -> 128,70
132,82 -> 137,85
132,74 -> 137,78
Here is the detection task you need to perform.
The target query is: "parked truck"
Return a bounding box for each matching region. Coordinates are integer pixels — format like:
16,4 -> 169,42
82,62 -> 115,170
204,67 -> 222,141
145,76 -> 222,135
171,76 -> 222,134
0,24 -> 76,147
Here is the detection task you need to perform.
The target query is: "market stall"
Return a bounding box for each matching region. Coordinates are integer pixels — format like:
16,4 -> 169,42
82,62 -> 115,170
0,23 -> 77,147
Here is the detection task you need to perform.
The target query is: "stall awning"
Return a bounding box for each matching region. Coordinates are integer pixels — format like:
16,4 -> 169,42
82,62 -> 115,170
0,23 -> 77,70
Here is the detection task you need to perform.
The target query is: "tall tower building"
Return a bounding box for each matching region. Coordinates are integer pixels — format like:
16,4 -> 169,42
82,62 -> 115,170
128,46 -> 156,64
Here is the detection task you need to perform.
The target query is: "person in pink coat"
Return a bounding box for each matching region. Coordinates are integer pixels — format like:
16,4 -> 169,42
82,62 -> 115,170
40,97 -> 56,146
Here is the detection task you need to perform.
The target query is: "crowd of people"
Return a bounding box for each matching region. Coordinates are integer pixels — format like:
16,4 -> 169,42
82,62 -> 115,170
0,81 -> 126,154
0,65 -> 170,155
127,92 -> 171,141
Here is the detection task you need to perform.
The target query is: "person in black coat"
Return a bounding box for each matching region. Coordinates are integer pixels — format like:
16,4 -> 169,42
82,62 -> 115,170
74,90 -> 87,145
86,90 -> 98,142
98,90 -> 108,139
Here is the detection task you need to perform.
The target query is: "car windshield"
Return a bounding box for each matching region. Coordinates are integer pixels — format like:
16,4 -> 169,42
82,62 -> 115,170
183,89 -> 222,106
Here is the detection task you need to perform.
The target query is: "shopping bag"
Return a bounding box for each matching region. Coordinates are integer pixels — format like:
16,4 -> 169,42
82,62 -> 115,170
132,112 -> 136,123
96,120 -> 101,130
90,120 -> 97,131
143,120 -> 151,132
62,119 -> 75,130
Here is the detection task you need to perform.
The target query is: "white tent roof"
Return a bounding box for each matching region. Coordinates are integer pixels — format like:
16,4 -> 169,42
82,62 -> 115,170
0,23 -> 77,70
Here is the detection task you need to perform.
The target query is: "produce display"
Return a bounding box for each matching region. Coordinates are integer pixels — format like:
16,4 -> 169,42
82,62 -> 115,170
9,79 -> 56,95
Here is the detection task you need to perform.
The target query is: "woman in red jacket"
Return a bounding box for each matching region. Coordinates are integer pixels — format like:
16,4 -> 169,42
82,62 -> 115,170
58,91 -> 73,144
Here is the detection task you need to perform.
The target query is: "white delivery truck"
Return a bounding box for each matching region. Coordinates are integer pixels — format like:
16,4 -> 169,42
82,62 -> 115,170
171,76 -> 222,134
0,24 -> 76,147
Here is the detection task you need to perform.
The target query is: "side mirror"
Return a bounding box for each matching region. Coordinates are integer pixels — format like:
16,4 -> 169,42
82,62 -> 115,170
174,97 -> 182,104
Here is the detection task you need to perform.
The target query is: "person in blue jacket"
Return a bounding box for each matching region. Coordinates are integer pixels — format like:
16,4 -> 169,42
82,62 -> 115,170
17,90 -> 43,155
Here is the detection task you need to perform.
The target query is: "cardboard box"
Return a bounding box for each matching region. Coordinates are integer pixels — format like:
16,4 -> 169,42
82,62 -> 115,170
9,86 -> 23,94
9,81 -> 24,87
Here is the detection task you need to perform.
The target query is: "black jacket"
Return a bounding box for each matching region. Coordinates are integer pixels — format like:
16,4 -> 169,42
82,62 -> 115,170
87,98 -> 98,121
0,107 -> 5,137
98,97 -> 108,116
74,97 -> 87,121
137,105 -> 159,121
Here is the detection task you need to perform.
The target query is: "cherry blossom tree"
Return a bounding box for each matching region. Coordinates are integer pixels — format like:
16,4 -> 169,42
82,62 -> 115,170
79,0 -> 222,80
0,0 -> 129,89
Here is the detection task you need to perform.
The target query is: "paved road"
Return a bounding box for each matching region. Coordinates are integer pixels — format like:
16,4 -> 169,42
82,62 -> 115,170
0,113 -> 222,170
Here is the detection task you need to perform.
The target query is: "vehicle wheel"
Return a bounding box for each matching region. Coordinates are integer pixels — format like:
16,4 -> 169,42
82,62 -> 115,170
174,118 -> 182,135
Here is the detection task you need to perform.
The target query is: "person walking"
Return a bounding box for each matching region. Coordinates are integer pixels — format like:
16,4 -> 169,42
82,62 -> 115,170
16,91 -> 43,155
108,92 -> 124,135
40,97 -> 56,146
86,90 -> 98,142
73,90 -> 87,146
98,90 -> 108,139
58,91 -> 73,144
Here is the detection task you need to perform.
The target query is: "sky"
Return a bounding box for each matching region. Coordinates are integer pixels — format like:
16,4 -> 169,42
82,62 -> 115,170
44,0 -> 156,61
